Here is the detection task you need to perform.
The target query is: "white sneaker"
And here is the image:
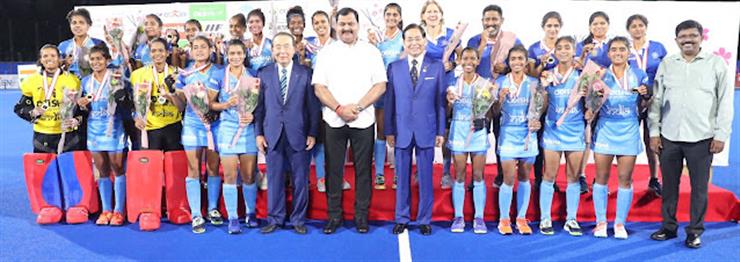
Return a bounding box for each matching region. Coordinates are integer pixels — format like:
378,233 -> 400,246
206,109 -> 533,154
593,222 -> 607,238
258,172 -> 268,190
563,219 -> 583,236
614,223 -> 628,239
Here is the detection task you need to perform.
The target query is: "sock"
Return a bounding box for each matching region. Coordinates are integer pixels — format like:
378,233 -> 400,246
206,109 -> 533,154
539,180 -> 554,221
473,180 -> 487,219
113,176 -> 126,213
516,180 -> 531,219
207,176 -> 222,211
222,184 -> 238,220
615,186 -> 634,225
443,155 -> 452,175
374,140 -> 386,176
97,177 -> 112,212
499,183 -> 513,220
186,177 -> 202,218
314,144 -> 325,179
592,183 -> 608,223
242,183 -> 257,214
452,181 -> 465,218
566,182 -> 581,221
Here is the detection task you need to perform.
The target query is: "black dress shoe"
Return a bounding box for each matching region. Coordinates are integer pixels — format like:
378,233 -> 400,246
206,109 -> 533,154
650,228 -> 677,241
260,224 -> 279,234
294,225 -> 308,235
356,223 -> 369,233
685,233 -> 701,248
419,224 -> 432,236
323,219 -> 342,234
392,223 -> 407,235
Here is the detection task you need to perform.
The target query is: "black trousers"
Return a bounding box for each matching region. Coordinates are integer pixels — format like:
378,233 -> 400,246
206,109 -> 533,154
659,137 -> 712,235
324,122 -> 374,222
33,131 -> 84,153
144,122 -> 184,152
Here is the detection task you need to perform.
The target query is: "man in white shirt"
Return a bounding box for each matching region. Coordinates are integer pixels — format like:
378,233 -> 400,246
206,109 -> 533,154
312,7 -> 387,234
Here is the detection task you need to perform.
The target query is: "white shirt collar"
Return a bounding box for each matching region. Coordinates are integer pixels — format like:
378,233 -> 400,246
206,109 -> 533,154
408,52 -> 426,69
278,61 -> 293,77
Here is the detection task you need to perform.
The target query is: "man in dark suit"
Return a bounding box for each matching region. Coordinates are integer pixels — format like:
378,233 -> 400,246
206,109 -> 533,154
255,32 -> 321,235
385,24 -> 446,236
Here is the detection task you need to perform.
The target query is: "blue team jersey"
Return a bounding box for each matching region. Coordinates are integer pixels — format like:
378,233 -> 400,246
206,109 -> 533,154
207,67 -> 257,154
376,30 -> 404,68
58,37 -> 105,78
496,74 -> 539,158
576,39 -> 611,68
133,43 -> 153,66
541,67 -> 586,151
426,27 -> 460,86
627,40 -> 667,88
447,77 -> 494,152
247,37 -> 273,73
175,64 -> 221,128
592,65 -> 648,156
81,73 -> 127,152
304,36 -> 332,68
466,33 -> 523,79
528,40 -> 558,71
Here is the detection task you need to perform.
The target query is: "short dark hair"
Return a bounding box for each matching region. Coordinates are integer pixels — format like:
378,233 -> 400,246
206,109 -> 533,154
675,20 -> 703,37
336,7 -> 359,23
149,37 -> 169,51
555,36 -> 576,48
37,44 -> 61,70
626,14 -> 648,30
273,31 -> 297,46
185,19 -> 202,31
192,35 -> 213,48
402,23 -> 425,40
461,47 -> 480,59
89,43 -> 112,60
145,14 -> 163,27
607,36 -> 630,50
311,11 -> 336,39
482,4 -> 502,17
226,39 -> 247,53
541,11 -> 562,28
66,8 -> 92,25
286,6 -> 305,26
385,3 -> 403,30
247,9 -> 266,24
231,13 -> 246,28
506,44 -> 528,61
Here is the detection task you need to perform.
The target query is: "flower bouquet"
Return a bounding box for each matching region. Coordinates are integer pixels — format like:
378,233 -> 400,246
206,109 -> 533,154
134,82 -> 152,148
105,69 -> 125,136
442,21 -> 468,65
555,61 -> 605,127
57,87 -> 80,154
104,17 -> 132,71
524,83 -> 545,151
456,76 -> 496,146
184,82 -> 215,150
229,76 -> 261,147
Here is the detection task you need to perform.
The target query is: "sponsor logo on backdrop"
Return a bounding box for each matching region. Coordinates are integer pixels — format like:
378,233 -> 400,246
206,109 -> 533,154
190,3 -> 226,21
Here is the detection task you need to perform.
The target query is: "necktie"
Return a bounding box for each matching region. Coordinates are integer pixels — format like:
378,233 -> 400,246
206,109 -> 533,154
411,59 -> 418,88
280,67 -> 288,104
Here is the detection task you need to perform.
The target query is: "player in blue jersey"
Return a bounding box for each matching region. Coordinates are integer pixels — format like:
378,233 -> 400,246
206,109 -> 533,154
537,36 -> 585,236
589,36 -> 650,240
576,11 -> 612,68
59,8 -> 104,79
246,9 -> 274,73
494,45 -> 541,236
206,39 -> 260,234
368,3 -> 404,190
446,47 -> 496,234
174,35 -> 223,234
527,12 -> 562,79
78,44 -> 128,226
626,14 -> 668,196
133,14 -> 164,69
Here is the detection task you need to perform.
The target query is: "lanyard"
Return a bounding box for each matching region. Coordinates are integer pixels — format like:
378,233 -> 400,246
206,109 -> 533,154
225,65 -> 244,93
43,69 -> 61,101
631,42 -> 649,71
88,70 -> 110,101
507,73 -> 524,98
552,66 -> 574,86
610,65 -> 630,91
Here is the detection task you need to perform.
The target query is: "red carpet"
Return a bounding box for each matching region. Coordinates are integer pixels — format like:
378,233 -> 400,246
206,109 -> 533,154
252,164 -> 739,223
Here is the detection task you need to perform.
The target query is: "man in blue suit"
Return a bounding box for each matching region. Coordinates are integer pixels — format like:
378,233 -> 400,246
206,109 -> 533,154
255,32 -> 321,235
385,24 -> 446,236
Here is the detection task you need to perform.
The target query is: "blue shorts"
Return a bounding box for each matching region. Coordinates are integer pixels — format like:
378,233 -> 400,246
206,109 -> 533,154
216,121 -> 257,156
500,156 -> 536,164
452,150 -> 487,156
182,121 -> 219,150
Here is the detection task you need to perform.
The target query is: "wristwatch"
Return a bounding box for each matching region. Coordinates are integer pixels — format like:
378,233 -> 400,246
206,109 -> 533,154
355,105 -> 364,112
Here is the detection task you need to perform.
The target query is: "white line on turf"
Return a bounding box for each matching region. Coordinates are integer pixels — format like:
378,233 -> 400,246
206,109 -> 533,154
398,229 -> 412,262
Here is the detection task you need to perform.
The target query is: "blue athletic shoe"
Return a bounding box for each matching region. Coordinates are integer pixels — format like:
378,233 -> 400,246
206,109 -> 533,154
451,217 -> 465,233
473,218 -> 487,234
228,219 -> 241,234
245,213 -> 259,228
